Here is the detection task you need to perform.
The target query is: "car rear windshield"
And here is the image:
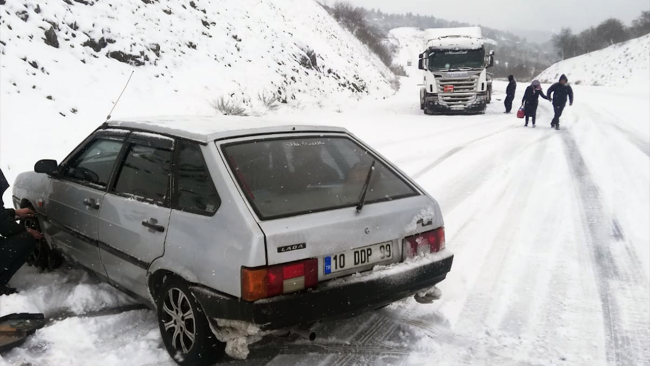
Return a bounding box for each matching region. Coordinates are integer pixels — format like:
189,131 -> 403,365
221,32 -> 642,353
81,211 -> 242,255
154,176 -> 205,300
222,136 -> 419,220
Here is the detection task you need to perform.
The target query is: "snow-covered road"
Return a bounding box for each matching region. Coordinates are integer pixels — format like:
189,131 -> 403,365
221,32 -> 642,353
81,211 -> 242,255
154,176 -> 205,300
1,74 -> 648,366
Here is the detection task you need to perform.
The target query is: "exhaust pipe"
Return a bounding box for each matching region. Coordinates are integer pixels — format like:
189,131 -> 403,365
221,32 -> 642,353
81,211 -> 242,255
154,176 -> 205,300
292,326 -> 316,341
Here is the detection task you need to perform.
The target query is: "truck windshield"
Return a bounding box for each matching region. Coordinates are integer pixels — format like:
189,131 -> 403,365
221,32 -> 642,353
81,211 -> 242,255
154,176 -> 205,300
428,48 -> 485,71
222,136 -> 419,220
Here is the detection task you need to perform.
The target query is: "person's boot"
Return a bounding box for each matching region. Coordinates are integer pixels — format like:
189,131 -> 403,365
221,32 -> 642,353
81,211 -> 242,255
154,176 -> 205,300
555,123 -> 561,130
533,123 -> 536,128
0,285 -> 18,296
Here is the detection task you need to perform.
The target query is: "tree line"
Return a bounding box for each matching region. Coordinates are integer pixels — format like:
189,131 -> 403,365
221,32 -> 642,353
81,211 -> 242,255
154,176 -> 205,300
552,11 -> 650,60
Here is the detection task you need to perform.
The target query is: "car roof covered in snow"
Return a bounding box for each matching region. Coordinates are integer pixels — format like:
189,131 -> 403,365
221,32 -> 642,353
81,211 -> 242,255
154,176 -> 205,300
106,116 -> 349,143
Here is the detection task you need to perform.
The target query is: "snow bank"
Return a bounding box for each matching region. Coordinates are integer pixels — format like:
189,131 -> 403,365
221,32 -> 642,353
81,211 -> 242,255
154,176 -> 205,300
0,266 -> 135,317
536,34 -> 650,88
0,0 -> 395,202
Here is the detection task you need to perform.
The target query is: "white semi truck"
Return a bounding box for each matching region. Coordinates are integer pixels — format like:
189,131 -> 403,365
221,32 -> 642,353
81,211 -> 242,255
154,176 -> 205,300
418,27 -> 495,115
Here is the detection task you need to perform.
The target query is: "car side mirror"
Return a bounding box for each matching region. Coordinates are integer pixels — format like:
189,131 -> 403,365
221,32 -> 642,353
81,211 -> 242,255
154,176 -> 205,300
34,159 -> 58,175
418,58 -> 424,70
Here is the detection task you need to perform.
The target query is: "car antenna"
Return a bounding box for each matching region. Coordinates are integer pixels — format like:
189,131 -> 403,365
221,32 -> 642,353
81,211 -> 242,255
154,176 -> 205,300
105,70 -> 135,122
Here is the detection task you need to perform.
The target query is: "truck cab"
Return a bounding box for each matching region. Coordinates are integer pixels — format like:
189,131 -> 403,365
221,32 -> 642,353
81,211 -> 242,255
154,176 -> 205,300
418,27 -> 495,115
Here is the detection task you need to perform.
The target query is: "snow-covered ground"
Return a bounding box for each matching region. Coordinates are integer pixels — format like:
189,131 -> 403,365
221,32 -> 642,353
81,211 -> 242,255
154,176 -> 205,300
1,58 -> 649,365
536,34 -> 650,88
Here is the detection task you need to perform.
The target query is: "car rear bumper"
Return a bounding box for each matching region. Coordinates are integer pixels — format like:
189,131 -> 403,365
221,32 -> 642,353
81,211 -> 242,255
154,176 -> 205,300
191,252 -> 454,330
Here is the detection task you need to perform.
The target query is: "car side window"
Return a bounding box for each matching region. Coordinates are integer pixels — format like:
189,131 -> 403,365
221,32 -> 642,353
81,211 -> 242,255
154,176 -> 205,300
175,141 -> 220,215
63,139 -> 124,188
113,144 -> 172,205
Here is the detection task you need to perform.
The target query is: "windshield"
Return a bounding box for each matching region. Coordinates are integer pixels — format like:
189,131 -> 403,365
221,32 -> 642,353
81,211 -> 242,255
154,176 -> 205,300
222,136 -> 419,220
428,48 -> 485,71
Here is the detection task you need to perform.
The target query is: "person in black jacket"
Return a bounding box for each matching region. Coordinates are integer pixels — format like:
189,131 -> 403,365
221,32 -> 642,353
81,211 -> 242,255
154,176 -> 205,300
0,169 -> 40,295
547,74 -> 574,130
504,75 -> 517,113
521,80 -> 550,127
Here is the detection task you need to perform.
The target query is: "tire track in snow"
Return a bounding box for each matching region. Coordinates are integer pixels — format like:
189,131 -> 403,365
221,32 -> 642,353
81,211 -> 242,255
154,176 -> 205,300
561,131 -> 650,366
410,125 -> 518,180
457,135 -> 552,329
583,103 -> 650,158
374,114 -> 508,150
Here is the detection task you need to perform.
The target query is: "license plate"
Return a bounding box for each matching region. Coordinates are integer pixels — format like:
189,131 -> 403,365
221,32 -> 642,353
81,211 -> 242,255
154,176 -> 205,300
324,242 -> 393,275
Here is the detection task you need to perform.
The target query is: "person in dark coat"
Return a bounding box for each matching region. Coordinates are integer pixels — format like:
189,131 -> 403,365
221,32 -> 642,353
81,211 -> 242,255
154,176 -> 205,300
521,80 -> 550,127
547,74 -> 574,130
0,168 -> 40,295
504,75 -> 517,113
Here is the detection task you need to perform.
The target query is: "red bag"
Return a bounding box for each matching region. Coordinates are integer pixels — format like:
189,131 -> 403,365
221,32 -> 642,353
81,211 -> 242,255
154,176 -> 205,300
516,108 -> 525,119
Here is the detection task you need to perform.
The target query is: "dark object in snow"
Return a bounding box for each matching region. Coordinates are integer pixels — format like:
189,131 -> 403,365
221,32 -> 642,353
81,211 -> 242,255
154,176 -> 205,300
46,95 -> 53,100
0,313 -> 46,353
71,108 -> 78,114
43,27 -> 59,48
28,60 -> 38,69
34,5 -> 41,14
107,51 -> 145,66
16,10 -> 29,22
82,37 -> 112,52
72,0 -> 94,5
163,8 -> 172,15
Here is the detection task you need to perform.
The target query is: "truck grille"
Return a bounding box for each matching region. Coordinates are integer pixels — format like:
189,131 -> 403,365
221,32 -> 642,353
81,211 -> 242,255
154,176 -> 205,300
437,76 -> 479,106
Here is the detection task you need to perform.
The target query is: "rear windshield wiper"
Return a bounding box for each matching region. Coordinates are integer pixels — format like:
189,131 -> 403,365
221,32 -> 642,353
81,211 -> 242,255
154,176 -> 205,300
356,160 -> 376,213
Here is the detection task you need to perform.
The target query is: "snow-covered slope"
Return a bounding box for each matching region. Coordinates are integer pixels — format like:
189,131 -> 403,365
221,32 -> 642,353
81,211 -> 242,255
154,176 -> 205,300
0,0 -> 394,191
536,34 -> 650,88
388,28 -> 426,72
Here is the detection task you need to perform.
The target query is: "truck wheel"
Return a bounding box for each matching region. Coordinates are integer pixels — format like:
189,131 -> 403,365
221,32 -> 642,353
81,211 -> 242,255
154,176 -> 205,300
157,278 -> 225,365
487,89 -> 492,104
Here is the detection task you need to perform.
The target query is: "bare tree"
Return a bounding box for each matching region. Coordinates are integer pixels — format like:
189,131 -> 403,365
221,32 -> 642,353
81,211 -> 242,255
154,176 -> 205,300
595,18 -> 629,46
631,11 -> 650,37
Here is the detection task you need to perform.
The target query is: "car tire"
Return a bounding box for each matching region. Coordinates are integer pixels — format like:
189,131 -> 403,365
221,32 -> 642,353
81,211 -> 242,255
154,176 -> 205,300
157,277 -> 226,365
21,218 -> 62,272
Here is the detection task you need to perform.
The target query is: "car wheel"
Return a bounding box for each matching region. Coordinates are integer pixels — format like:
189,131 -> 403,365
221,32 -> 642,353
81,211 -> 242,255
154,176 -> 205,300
157,278 -> 225,365
22,218 -> 62,272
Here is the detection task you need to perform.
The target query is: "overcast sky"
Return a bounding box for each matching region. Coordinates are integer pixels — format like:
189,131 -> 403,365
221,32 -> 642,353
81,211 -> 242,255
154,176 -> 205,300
343,0 -> 649,34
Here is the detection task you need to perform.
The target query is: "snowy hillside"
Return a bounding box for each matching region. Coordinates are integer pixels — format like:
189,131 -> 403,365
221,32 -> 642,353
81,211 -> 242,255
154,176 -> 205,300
0,0 -> 394,191
536,34 -> 650,88
387,28 -> 426,74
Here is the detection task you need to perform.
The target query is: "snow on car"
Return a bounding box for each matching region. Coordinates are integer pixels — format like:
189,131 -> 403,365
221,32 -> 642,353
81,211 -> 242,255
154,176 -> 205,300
10,116 -> 454,364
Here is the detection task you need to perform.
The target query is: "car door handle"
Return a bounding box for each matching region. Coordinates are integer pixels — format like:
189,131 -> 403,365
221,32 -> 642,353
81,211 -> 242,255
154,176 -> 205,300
83,198 -> 100,210
142,218 -> 165,233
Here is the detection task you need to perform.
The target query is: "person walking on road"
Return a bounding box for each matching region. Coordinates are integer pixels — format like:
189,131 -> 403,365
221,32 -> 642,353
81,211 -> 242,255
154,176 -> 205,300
521,80 -> 550,128
504,75 -> 517,113
547,74 -> 574,130
0,168 -> 40,295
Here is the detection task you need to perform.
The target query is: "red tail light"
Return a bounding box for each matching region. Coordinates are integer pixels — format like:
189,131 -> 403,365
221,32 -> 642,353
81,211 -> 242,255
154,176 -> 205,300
404,227 -> 446,258
242,258 -> 318,301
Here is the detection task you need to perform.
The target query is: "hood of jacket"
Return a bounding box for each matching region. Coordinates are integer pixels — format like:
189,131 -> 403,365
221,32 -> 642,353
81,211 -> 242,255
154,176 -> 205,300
559,74 -> 568,82
508,75 -> 515,82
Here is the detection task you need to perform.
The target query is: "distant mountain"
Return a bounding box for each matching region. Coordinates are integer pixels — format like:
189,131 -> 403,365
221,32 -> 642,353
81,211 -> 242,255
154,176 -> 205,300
507,29 -> 554,44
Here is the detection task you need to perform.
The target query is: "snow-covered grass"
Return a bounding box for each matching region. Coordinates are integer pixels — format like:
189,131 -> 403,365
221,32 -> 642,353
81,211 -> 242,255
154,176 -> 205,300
536,34 -> 650,88
0,0 -> 396,200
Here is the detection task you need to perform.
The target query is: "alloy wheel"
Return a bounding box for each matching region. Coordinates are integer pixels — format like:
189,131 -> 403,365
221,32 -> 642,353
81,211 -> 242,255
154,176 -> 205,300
162,288 -> 197,354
